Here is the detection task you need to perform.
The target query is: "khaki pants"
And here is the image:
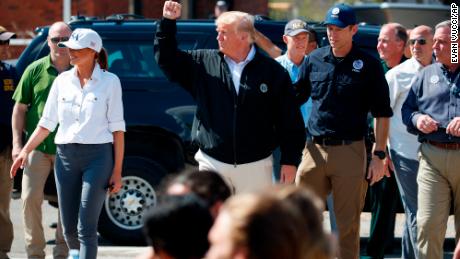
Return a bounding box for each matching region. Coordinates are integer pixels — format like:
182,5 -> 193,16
0,146 -> 13,259
296,140 -> 368,259
417,143 -> 460,259
194,150 -> 273,194
21,150 -> 68,259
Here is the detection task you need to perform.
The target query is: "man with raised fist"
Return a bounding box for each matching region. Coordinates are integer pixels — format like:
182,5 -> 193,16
155,1 -> 305,193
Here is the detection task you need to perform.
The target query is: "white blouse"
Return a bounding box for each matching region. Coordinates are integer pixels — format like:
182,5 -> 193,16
39,64 -> 126,144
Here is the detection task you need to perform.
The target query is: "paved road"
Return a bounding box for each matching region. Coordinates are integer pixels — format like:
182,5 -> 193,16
7,198 -> 455,258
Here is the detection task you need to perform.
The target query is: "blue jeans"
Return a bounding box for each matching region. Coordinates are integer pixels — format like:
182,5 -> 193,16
55,143 -> 113,259
390,149 -> 419,259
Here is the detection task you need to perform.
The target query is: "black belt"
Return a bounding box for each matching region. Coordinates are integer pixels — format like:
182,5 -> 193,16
311,136 -> 354,146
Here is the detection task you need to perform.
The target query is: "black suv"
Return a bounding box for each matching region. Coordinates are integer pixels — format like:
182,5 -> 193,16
14,16 -> 381,244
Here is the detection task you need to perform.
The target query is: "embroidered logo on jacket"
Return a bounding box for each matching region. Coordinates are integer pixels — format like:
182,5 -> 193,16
260,83 -> 268,93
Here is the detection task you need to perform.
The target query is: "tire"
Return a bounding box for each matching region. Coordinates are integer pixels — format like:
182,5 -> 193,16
98,156 -> 167,245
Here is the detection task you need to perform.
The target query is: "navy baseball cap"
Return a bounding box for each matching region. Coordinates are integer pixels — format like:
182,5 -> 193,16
324,3 -> 356,28
284,19 -> 310,36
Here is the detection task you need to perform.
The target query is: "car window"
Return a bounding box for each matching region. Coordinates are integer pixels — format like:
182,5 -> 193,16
105,40 -> 163,78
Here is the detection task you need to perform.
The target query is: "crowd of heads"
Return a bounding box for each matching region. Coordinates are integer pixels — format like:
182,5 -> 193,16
142,169 -> 334,259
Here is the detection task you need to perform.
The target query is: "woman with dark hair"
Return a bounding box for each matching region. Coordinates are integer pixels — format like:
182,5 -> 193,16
143,194 -> 213,259
166,169 -> 232,218
11,28 -> 125,259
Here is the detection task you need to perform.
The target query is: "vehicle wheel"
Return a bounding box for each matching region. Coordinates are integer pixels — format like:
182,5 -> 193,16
98,156 -> 167,245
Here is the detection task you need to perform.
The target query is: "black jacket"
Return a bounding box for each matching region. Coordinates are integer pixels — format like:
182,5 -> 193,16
296,45 -> 392,140
154,18 -> 305,165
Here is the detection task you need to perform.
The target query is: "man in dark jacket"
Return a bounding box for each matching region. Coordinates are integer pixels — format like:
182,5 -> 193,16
294,4 -> 392,259
155,1 -> 305,193
0,25 -> 16,259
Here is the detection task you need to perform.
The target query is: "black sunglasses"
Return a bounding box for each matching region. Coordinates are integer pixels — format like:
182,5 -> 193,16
409,38 -> 427,45
50,37 -> 69,44
0,40 -> 9,45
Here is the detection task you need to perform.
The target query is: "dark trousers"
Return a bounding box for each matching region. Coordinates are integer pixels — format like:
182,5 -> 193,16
365,172 -> 402,259
55,143 -> 113,259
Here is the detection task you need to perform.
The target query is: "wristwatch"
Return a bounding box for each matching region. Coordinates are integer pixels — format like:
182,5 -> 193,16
373,150 -> 386,160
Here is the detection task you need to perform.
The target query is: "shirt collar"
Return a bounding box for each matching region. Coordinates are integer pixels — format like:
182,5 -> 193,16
323,44 -> 358,63
45,55 -> 56,73
224,45 -> 256,66
440,63 -> 460,76
410,57 -> 424,71
45,55 -> 74,74
71,63 -> 102,82
280,53 -> 306,67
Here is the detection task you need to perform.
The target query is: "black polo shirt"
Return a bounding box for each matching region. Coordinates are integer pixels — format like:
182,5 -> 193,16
296,45 -> 393,140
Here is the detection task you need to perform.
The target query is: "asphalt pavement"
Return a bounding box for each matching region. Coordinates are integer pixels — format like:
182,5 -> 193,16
7,197 -> 455,259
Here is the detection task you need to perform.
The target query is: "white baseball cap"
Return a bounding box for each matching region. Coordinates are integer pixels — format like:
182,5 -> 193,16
58,28 -> 102,52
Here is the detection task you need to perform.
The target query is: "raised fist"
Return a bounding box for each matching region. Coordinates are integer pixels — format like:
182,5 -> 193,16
163,1 -> 182,20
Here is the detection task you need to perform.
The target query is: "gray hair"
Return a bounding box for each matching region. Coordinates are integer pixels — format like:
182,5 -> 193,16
435,20 -> 451,30
382,23 -> 407,44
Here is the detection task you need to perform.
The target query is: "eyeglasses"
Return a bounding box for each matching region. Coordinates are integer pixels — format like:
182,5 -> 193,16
0,40 -> 9,45
409,38 -> 427,45
49,37 -> 69,44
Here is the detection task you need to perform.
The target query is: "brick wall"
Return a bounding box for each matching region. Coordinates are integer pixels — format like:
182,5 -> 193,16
195,0 -> 269,19
0,0 -> 268,59
2,45 -> 26,60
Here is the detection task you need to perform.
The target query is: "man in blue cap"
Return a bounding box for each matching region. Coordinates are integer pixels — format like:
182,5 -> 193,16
294,4 -> 392,259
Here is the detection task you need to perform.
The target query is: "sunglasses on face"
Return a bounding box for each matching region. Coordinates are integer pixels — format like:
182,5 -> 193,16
0,40 -> 10,45
49,36 -> 69,44
409,38 -> 427,45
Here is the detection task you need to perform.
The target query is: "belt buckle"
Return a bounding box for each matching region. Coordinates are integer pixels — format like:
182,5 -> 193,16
322,137 -> 332,146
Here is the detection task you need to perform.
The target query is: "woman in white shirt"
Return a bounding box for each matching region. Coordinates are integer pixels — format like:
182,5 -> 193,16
11,28 -> 125,259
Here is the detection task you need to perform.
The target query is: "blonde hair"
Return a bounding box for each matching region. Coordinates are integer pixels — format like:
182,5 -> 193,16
275,186 -> 334,259
216,11 -> 255,43
221,193 -> 307,259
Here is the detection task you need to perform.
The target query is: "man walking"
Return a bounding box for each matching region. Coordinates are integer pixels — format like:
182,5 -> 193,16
295,4 -> 393,259
0,25 -> 16,259
385,25 -> 434,259
12,22 -> 71,259
402,20 -> 460,259
155,1 -> 305,193
365,22 -> 408,259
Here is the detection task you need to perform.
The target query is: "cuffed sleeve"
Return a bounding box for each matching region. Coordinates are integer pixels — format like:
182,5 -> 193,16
107,76 -> 126,132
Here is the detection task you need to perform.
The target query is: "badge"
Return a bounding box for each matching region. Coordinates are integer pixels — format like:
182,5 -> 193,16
430,75 -> 439,84
332,8 -> 340,15
260,83 -> 268,93
353,60 -> 363,70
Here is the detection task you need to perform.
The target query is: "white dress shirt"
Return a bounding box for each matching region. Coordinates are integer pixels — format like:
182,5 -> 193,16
224,45 -> 256,95
386,57 -> 429,160
39,64 -> 126,144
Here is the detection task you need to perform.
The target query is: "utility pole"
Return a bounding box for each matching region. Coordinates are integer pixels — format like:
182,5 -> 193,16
63,0 -> 71,22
